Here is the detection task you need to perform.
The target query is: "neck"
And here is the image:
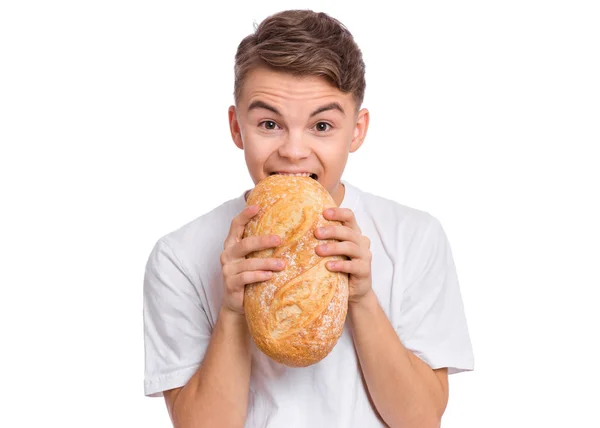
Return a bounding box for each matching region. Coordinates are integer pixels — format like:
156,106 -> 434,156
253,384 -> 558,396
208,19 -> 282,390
331,181 -> 345,206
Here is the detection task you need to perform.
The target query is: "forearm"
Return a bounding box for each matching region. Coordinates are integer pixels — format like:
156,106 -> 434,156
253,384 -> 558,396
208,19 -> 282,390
349,290 -> 446,428
171,307 -> 251,428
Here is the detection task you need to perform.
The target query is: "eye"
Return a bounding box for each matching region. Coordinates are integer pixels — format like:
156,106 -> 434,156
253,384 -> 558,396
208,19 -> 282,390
259,120 -> 280,130
314,122 -> 332,132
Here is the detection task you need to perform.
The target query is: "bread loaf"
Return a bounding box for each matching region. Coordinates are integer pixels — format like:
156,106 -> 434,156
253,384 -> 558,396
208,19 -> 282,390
243,174 -> 349,367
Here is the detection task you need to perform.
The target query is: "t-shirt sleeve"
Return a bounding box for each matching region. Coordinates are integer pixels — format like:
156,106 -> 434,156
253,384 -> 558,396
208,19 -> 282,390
397,215 -> 474,375
143,238 -> 213,397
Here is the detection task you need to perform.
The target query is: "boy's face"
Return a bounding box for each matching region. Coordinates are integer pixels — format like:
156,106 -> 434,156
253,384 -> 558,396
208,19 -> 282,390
229,66 -> 369,206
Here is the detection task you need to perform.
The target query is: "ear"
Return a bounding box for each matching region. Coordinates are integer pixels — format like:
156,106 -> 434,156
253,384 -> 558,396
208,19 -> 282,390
350,108 -> 370,153
228,105 -> 244,150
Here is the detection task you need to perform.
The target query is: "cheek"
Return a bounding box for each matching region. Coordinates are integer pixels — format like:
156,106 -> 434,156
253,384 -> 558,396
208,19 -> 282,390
317,140 -> 350,163
242,135 -> 276,166
244,145 -> 266,163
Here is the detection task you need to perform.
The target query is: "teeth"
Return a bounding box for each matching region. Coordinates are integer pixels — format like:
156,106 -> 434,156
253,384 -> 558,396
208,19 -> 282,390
276,173 -> 313,177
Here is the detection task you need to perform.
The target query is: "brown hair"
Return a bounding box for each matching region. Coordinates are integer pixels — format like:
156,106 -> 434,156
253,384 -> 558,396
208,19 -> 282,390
233,10 -> 366,110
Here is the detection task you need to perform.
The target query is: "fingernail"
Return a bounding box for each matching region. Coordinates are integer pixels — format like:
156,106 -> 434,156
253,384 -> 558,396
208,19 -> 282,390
324,209 -> 334,216
276,260 -> 284,268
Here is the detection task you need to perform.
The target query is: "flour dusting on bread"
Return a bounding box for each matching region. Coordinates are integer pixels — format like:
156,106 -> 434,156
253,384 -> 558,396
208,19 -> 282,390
243,175 -> 349,367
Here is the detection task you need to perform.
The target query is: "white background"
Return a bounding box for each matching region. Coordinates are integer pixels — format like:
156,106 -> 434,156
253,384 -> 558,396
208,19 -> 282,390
1,0 -> 599,426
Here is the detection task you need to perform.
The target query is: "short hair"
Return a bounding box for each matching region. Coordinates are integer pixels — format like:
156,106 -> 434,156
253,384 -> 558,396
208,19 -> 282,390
233,9 -> 366,110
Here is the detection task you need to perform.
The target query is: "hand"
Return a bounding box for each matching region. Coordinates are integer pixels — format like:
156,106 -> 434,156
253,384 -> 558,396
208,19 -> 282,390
314,207 -> 373,304
220,204 -> 286,315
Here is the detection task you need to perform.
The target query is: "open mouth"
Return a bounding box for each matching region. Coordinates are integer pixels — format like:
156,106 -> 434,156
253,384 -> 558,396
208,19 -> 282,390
270,172 -> 318,180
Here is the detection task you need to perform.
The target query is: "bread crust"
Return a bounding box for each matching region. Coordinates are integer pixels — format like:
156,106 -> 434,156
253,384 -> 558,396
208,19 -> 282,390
243,175 -> 349,367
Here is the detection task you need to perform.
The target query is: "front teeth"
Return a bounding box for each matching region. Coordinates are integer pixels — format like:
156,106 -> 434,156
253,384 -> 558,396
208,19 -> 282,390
274,172 -> 318,180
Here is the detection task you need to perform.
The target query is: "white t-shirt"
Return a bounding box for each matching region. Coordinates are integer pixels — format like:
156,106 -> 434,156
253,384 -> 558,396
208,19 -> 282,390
143,180 -> 474,427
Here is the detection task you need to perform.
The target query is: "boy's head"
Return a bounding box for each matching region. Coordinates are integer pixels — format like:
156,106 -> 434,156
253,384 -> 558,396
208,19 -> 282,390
228,9 -> 370,205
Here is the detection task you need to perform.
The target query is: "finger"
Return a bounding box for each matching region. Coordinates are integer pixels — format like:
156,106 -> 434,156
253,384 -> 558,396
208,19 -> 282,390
323,207 -> 361,233
314,225 -> 361,244
227,257 -> 286,277
316,241 -> 363,259
227,270 -> 274,293
224,204 -> 260,249
326,259 -> 370,277
229,234 -> 282,260
362,235 -> 371,249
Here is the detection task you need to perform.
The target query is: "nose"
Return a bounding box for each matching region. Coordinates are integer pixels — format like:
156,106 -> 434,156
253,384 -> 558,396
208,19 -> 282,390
278,131 -> 311,161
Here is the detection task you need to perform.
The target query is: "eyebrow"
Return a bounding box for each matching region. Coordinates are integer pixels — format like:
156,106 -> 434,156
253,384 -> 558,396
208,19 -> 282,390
248,100 -> 345,117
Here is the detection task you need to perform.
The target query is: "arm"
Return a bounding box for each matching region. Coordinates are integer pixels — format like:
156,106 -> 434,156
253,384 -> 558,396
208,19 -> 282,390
348,290 -> 448,428
315,208 -> 451,428
162,204 -> 286,428
164,307 -> 251,428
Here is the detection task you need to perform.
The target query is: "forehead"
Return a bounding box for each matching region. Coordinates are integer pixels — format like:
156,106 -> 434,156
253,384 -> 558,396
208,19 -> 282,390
240,67 -> 354,110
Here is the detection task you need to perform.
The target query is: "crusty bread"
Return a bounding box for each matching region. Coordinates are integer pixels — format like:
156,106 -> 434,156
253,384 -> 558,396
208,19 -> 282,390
243,174 -> 349,367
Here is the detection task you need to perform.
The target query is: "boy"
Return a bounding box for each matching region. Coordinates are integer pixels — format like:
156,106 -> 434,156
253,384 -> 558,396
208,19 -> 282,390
143,9 -> 474,428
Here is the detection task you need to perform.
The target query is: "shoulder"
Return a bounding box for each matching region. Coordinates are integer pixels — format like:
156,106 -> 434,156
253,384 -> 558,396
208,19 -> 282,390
350,181 -> 440,234
347,181 -> 449,268
151,194 -> 246,266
